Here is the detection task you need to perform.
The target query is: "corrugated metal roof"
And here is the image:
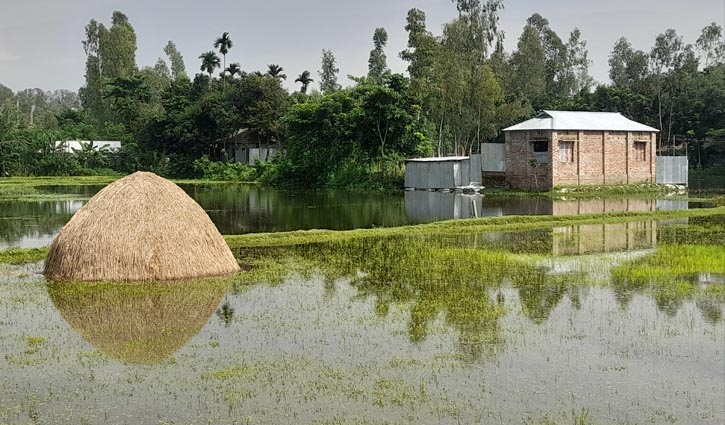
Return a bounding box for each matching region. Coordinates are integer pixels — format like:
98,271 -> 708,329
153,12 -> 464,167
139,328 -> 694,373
405,156 -> 469,163
503,111 -> 660,132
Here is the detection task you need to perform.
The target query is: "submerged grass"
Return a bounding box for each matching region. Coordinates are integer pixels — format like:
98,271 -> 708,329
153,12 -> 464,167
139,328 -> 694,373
0,247 -> 48,264
612,243 -> 725,318
613,244 -> 725,282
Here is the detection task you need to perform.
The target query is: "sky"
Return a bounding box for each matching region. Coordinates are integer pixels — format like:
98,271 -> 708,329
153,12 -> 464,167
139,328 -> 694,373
1,0 -> 723,94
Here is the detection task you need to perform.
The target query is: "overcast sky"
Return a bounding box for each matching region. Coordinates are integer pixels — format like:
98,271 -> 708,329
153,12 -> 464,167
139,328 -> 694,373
1,0 -> 723,93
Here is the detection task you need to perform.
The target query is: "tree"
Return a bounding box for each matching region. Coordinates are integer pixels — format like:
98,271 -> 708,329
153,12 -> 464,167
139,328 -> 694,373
232,73 -> 291,151
80,19 -> 105,124
199,51 -> 221,86
214,32 -> 233,91
356,74 -> 421,158
99,11 -> 137,79
562,28 -> 594,95
650,29 -> 692,142
226,63 -> 242,79
448,0 -> 505,61
266,64 -> 287,81
72,141 -> 111,169
318,49 -> 341,93
510,24 -> 547,108
164,41 -> 188,80
368,28 -> 390,84
696,23 -> 725,67
400,9 -> 438,82
295,70 -> 314,94
0,84 -> 13,105
608,37 -> 648,89
153,59 -> 171,80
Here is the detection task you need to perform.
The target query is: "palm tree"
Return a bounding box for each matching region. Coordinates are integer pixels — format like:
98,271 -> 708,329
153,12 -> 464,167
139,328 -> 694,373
225,63 -> 242,79
295,70 -> 314,94
266,64 -> 287,81
214,32 -> 233,90
199,51 -> 221,86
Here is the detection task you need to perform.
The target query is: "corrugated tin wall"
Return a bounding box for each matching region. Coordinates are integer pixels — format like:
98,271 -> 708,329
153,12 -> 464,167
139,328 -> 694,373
481,144 -> 505,172
656,156 -> 688,185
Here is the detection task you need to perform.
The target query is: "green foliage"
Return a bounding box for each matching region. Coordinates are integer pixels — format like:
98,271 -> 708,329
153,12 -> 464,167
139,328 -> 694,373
164,40 -> 188,80
193,156 -> 257,181
294,70 -> 314,94
318,49 -> 340,94
368,28 -> 390,84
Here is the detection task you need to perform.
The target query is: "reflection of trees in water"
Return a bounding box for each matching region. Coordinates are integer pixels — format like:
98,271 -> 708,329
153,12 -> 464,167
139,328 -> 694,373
47,279 -> 228,364
216,300 -> 235,327
271,237 -> 567,362
697,298 -> 723,324
511,269 -> 570,324
0,200 -> 83,246
611,249 -> 724,321
249,234 -> 723,362
180,184 -> 408,234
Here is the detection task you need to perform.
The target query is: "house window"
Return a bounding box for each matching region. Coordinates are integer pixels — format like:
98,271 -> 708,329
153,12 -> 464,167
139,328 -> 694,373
634,142 -> 647,161
532,140 -> 548,152
559,141 -> 575,162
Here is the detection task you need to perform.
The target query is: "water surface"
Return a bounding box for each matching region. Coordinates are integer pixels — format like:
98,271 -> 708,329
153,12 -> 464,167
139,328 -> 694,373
0,216 -> 723,424
0,183 -> 693,248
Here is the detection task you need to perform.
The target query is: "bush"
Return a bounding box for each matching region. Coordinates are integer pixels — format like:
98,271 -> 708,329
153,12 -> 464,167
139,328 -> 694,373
193,156 -> 258,181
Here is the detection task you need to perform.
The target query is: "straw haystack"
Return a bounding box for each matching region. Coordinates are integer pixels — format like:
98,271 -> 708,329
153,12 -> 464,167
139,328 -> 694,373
48,279 -> 227,364
44,171 -> 240,281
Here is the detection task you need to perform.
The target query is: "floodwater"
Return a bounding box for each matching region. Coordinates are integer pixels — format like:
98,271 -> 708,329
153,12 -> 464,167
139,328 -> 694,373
0,215 -> 723,424
0,183 -> 694,249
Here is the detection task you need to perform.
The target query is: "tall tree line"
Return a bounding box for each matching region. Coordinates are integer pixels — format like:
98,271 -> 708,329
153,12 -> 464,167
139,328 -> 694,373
1,3 -> 723,181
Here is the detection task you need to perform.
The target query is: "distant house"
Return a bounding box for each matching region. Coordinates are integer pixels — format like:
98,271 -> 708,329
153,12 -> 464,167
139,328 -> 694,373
56,140 -> 122,153
217,129 -> 279,165
498,111 -> 660,190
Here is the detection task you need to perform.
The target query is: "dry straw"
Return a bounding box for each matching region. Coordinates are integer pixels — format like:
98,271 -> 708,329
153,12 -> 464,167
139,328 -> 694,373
44,172 -> 240,282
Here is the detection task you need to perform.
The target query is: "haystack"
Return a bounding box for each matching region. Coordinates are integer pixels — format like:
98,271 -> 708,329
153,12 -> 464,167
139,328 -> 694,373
44,171 -> 240,281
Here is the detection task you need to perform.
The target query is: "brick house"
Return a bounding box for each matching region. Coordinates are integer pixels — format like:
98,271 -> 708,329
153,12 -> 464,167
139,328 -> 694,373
501,111 -> 659,190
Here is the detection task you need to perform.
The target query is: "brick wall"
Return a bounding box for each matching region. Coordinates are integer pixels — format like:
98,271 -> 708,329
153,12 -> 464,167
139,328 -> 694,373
504,130 -> 657,190
504,130 -> 553,190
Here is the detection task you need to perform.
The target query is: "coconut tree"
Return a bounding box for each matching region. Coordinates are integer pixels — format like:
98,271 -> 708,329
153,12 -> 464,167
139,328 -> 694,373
266,64 -> 287,81
295,70 -> 314,94
214,32 -> 233,91
199,51 -> 221,87
226,63 -> 242,79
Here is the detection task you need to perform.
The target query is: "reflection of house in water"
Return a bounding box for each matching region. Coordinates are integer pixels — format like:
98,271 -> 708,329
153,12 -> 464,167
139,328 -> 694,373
550,199 -> 688,255
553,221 -> 657,256
404,191 -> 484,223
405,191 -> 688,225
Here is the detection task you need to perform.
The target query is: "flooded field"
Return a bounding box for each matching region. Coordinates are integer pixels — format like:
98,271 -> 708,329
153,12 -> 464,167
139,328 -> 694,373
1,215 -> 723,424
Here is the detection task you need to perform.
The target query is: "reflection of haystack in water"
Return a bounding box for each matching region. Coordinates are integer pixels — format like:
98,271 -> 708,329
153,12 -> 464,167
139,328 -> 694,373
44,171 -> 240,282
47,279 -> 228,364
